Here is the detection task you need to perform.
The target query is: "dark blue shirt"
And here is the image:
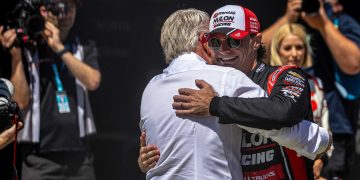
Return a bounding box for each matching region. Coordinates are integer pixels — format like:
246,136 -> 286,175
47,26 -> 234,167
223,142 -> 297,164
327,6 -> 360,100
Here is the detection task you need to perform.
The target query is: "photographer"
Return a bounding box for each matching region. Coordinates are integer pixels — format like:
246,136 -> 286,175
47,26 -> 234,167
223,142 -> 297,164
301,1 -> 360,179
0,0 -> 101,179
262,0 -> 302,63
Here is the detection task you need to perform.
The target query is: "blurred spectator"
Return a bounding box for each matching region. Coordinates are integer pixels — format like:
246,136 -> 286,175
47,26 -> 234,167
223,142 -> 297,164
270,23 -> 330,179
262,0 -> 302,63
0,0 -> 101,179
301,0 -> 360,179
263,0 -> 360,179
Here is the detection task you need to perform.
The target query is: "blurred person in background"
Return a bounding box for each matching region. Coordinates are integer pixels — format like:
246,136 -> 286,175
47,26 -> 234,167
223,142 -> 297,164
262,0 -> 303,64
301,1 -> 360,178
0,0 -> 101,179
262,0 -> 360,179
269,22 -> 329,179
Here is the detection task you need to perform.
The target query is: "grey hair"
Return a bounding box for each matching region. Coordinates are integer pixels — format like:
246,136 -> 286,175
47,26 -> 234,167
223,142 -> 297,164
160,8 -> 209,64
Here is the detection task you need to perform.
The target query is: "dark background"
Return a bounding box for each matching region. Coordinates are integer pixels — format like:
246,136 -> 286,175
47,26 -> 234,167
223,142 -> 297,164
0,0 -> 358,179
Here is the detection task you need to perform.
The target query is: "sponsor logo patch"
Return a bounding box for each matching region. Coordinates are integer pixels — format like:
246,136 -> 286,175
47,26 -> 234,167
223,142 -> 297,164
284,74 -> 305,88
281,86 -> 303,102
288,71 -> 304,80
243,164 -> 285,180
213,15 -> 235,28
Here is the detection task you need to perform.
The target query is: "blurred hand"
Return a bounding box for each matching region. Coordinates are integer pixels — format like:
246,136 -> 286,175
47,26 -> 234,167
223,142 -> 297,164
0,26 -> 22,60
39,6 -> 63,52
301,0 -> 331,32
173,79 -> 217,117
313,159 -> 324,179
285,0 -> 302,22
39,6 -> 59,27
43,21 -> 64,53
138,132 -> 160,173
0,121 -> 23,150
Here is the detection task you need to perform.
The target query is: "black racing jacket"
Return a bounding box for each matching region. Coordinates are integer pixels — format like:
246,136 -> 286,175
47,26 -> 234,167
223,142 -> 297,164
210,62 -> 313,130
210,62 -> 314,180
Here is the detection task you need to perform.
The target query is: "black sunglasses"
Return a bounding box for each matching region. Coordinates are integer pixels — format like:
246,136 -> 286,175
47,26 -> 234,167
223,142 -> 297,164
208,36 -> 242,51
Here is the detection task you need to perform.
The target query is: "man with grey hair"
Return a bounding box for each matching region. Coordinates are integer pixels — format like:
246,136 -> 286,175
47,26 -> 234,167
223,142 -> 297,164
140,8 -> 330,180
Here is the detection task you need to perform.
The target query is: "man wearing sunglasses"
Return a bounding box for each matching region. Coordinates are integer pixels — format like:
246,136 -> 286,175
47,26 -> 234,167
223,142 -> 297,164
139,6 -> 330,180
171,5 -> 324,180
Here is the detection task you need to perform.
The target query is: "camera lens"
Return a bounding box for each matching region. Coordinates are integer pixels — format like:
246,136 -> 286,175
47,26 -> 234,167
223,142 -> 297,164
302,0 -> 320,14
27,15 -> 45,37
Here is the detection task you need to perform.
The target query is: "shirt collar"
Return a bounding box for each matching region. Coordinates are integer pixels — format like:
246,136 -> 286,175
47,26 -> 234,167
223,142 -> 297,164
162,52 -> 208,76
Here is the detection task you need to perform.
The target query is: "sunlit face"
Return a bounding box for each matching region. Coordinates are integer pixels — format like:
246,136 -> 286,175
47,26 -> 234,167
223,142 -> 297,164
278,34 -> 306,67
208,33 -> 258,75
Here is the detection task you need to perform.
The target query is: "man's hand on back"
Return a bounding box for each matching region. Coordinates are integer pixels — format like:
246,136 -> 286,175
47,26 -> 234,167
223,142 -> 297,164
173,79 -> 218,117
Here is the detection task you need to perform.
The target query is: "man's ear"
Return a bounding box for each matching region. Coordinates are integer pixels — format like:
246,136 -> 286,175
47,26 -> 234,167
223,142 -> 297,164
196,32 -> 215,64
202,43 -> 215,64
39,6 -> 48,18
253,33 -> 262,50
200,33 -> 215,64
200,34 -> 211,58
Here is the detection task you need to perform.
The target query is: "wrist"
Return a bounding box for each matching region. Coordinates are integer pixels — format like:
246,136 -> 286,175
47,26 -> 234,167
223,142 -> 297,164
10,48 -> 22,59
55,46 -> 70,58
54,44 -> 65,53
319,21 -> 331,36
11,58 -> 23,67
284,14 -> 296,23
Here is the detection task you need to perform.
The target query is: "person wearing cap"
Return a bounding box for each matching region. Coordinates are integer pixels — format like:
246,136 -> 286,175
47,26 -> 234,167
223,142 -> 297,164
0,0 -> 100,179
139,7 -> 330,180
168,5 -> 326,179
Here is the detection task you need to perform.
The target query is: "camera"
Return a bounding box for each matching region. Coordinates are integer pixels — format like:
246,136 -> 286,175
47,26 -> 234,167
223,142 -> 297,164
0,78 -> 22,133
5,0 -> 67,47
301,0 -> 320,14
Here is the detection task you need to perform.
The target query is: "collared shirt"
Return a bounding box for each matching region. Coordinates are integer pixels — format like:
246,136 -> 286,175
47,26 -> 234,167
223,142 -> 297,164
140,52 -> 266,180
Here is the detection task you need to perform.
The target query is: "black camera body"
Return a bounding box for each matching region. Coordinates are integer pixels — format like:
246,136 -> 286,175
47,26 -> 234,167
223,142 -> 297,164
6,0 -> 66,47
301,0 -> 320,14
0,101 -> 20,133
0,79 -> 22,133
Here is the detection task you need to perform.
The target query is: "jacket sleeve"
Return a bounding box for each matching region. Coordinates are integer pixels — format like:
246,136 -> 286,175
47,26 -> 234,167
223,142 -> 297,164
240,120 -> 331,160
210,68 -> 312,130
